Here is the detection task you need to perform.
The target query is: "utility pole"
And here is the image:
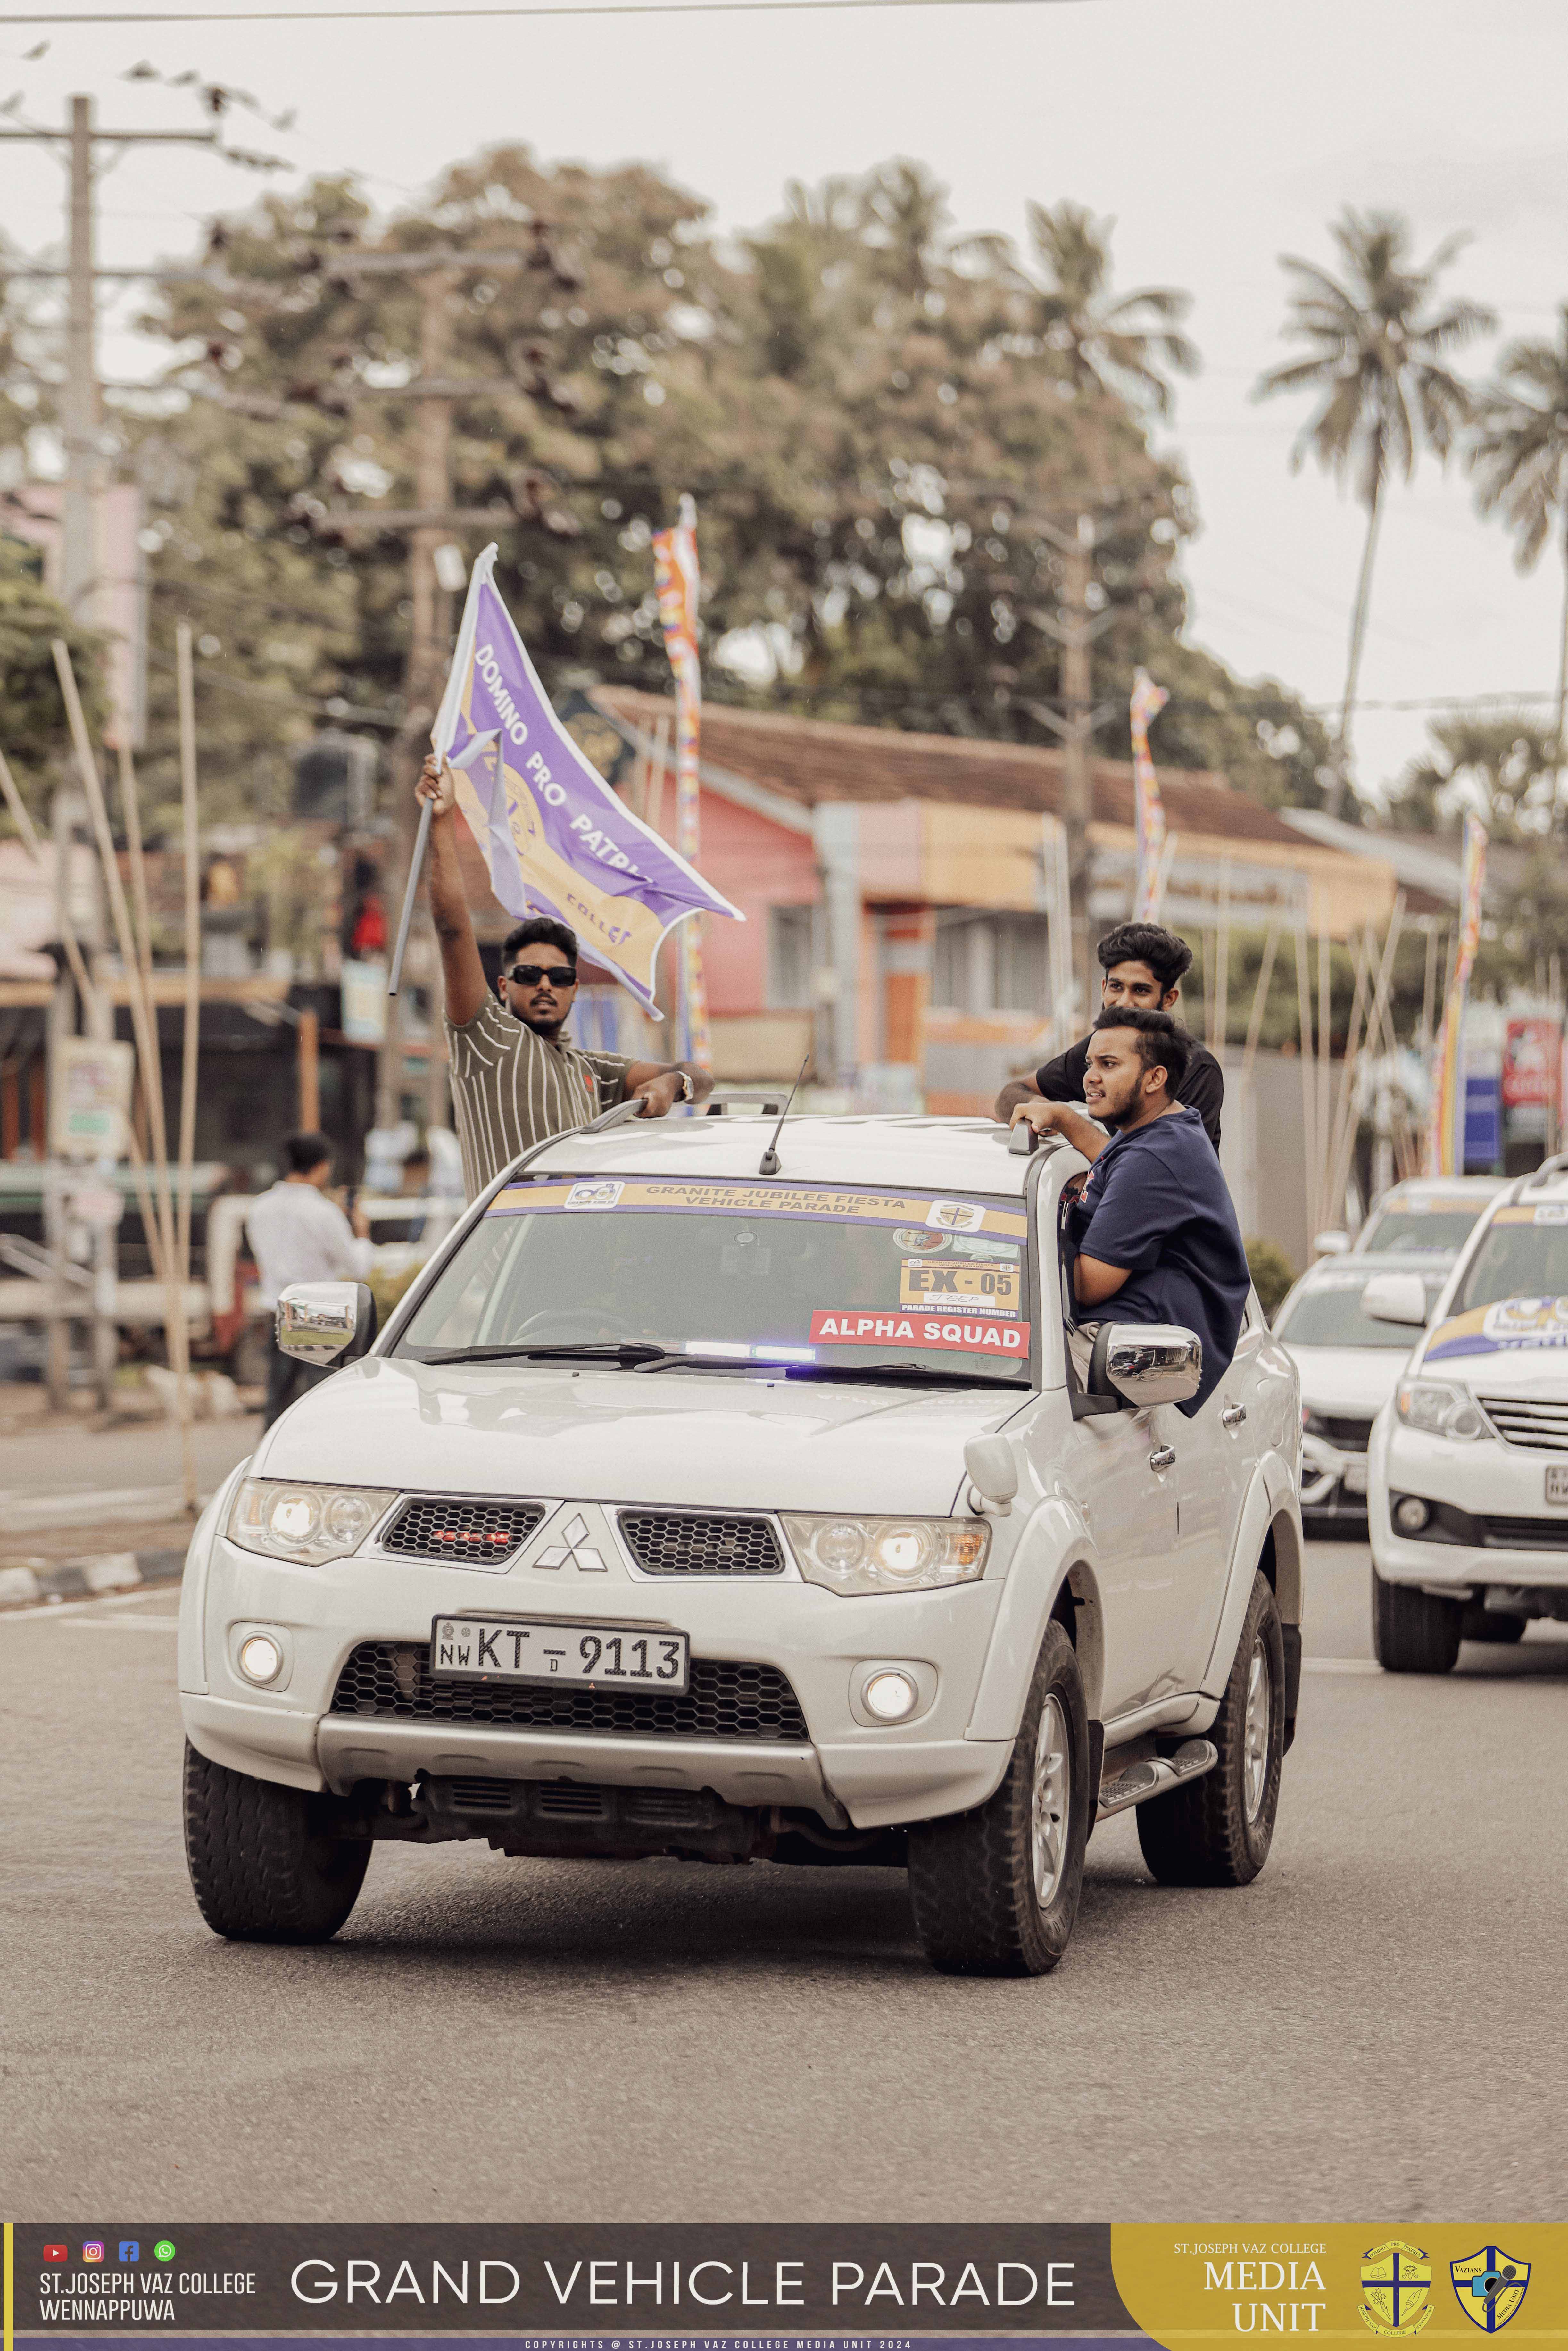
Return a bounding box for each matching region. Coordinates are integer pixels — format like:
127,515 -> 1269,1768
1022,512 -> 1118,1019
0,98 -> 219,625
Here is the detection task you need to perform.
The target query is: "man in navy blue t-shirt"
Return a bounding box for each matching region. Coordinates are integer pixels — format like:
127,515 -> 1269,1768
1009,1008 -> 1251,1416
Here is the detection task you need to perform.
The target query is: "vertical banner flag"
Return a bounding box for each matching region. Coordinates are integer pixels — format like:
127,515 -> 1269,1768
1130,667 -> 1170,921
652,494 -> 708,1068
431,543 -> 742,1019
1426,810 -> 1488,1176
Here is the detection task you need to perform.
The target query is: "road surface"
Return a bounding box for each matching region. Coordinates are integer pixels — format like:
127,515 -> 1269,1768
4,1537 -> 1564,2221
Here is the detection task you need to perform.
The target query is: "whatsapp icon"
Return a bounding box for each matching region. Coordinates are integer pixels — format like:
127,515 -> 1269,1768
153,2241 -> 176,2263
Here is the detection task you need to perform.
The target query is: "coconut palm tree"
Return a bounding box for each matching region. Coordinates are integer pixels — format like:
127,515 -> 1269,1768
1468,307 -> 1568,801
1257,210 -> 1494,817
1016,200 -> 1198,418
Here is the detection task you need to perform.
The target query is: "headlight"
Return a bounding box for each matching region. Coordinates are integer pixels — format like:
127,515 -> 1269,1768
1395,1381 -> 1489,1441
227,1478 -> 394,1567
782,1513 -> 989,1596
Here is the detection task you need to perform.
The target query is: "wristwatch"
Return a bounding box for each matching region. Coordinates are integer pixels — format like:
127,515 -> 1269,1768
676,1069 -> 695,1103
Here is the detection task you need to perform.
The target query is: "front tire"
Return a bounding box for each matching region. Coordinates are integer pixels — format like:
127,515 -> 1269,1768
183,1741 -> 370,1943
1461,1600 -> 1526,1644
1372,1566 -> 1461,1673
1136,1571 -> 1284,1888
906,1619 -> 1090,1977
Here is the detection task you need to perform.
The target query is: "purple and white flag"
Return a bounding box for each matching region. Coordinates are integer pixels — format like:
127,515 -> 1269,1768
432,543 -> 742,1018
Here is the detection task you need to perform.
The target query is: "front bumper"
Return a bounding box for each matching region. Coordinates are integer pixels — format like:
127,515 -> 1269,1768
1371,1421 -> 1568,1591
180,1530 -> 1016,1832
1300,1435 -> 1369,1519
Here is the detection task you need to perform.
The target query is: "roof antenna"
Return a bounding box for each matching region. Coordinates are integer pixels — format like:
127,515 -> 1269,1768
759,1053 -> 811,1176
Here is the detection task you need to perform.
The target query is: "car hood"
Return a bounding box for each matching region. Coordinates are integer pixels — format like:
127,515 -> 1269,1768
1284,1345 -> 1412,1416
255,1355 -> 1021,1516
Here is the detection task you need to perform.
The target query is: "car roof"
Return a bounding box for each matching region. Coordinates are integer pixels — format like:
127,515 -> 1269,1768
521,1112 -> 1045,1197
1370,1176 -> 1506,1205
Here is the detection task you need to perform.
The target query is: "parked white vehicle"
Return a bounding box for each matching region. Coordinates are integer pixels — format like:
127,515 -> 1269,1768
1367,1156 -> 1568,1670
1314,1175 -> 1504,1262
1275,1254 -> 1450,1528
178,1104 -> 1305,1977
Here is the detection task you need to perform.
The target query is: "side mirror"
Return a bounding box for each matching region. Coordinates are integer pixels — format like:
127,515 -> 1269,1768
276,1280 -> 378,1367
1097,1323 -> 1202,1408
964,1434 -> 1018,1516
1313,1230 -> 1350,1257
1360,1271 -> 1429,1328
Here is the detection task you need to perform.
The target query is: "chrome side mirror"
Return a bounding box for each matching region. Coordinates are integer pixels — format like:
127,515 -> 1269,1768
276,1280 -> 378,1367
964,1434 -> 1018,1516
1359,1270 -> 1429,1328
1098,1323 -> 1202,1408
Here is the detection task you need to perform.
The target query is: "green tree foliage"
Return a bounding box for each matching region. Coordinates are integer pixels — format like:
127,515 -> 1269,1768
1388,713 -> 1558,839
110,148 -> 1325,827
0,537 -> 105,810
1257,211 -> 1494,814
1468,305 -> 1568,773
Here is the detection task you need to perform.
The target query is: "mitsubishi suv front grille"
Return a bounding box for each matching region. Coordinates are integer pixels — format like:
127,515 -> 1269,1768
330,1643 -> 809,1743
618,1509 -> 784,1576
381,1496 -> 545,1565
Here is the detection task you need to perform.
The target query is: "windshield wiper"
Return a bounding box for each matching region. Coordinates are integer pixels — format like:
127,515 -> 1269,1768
783,1360 -> 1025,1387
412,1342 -> 674,1367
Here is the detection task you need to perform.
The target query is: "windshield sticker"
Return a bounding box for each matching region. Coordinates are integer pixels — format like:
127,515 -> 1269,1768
565,1179 -> 624,1209
1489,1204 -> 1568,1226
810,1309 -> 1029,1362
894,1227 -> 950,1253
899,1258 -> 1021,1316
925,1199 -> 988,1233
488,1179 -> 1028,1239
1398,1196 -> 1479,1213
1427,1295 -> 1568,1360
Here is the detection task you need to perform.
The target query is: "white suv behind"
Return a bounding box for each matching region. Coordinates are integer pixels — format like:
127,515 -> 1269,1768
178,1106 -> 1305,1977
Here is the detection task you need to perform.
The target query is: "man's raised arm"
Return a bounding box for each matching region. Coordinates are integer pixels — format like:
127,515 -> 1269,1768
417,754 -> 488,1028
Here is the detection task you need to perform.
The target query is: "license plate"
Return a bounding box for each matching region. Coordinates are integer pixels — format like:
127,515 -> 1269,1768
1342,1458 -> 1369,1495
1546,1466 -> 1568,1506
430,1616 -> 690,1694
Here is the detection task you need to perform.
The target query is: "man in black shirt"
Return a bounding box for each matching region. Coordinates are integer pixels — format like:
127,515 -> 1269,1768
993,919 -> 1223,1150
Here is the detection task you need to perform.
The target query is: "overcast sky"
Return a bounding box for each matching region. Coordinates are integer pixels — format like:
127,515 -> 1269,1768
4,0 -> 1565,803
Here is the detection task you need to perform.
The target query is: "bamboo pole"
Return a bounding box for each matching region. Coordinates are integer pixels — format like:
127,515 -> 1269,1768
645,714 -> 670,841
1328,896 -> 1406,1224
1242,922 -> 1280,1081
52,639 -> 198,1510
1316,931 -> 1332,1218
1212,864 -> 1232,1056
1321,929 -> 1375,1233
1294,928 -> 1320,1241
175,624 -> 202,1290
0,745 -> 169,1282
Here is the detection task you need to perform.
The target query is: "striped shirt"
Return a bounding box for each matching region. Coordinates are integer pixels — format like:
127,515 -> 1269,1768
445,995 -> 633,1198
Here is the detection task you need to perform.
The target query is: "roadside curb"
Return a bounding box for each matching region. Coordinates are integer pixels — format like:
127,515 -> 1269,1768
0,1545 -> 187,1610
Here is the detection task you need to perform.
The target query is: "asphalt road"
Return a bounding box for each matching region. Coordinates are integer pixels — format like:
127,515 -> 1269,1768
4,1536 -> 1566,2223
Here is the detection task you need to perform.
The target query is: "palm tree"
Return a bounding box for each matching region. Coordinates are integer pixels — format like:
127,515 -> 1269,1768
1468,307 -> 1568,801
1257,210 -> 1494,818
1016,201 -> 1198,418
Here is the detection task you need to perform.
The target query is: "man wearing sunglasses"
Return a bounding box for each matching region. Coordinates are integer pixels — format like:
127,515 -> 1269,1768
418,754 -> 710,1196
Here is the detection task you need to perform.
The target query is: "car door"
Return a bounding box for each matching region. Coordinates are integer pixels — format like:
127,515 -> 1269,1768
1162,1319 -> 1265,1688
1033,1178 -> 1182,1718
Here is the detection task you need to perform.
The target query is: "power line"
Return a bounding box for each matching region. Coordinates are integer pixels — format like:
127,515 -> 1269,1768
0,0 -> 1090,20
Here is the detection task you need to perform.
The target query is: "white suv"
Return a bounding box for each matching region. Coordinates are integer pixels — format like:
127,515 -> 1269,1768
1367,1158 -> 1568,1669
178,1106 -> 1305,1977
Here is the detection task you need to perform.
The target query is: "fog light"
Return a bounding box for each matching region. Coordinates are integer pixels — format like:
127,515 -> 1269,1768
237,1632 -> 283,1685
863,1668 -> 918,1722
1395,1496 -> 1431,1534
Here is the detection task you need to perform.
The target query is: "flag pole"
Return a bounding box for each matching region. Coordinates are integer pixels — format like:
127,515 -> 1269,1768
387,794 -> 434,999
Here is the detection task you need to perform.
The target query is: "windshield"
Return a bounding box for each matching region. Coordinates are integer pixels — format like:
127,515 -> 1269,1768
1359,1207 -> 1481,1255
398,1175 -> 1033,1385
1455,1204 -> 1568,1316
1277,1271 -> 1445,1350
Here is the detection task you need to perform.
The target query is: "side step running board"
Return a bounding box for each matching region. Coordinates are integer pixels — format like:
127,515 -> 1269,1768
1097,1738 -> 1218,1819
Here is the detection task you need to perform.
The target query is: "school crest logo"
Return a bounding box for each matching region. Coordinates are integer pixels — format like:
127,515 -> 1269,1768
1451,2249 -> 1530,2332
1359,2243 -> 1433,2336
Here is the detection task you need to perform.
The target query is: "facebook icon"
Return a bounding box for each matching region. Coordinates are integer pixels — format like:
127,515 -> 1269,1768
119,2242 -> 139,2262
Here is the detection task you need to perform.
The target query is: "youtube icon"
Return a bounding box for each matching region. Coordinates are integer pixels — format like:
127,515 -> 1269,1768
42,2245 -> 67,2264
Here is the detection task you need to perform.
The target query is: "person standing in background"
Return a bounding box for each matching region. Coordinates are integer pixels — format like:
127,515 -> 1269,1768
246,1132 -> 373,1430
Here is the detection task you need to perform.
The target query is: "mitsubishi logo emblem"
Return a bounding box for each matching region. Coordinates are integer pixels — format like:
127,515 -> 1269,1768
533,1511 -> 609,1572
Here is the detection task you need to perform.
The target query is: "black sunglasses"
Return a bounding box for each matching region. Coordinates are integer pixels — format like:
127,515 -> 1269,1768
507,961 -> 578,988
